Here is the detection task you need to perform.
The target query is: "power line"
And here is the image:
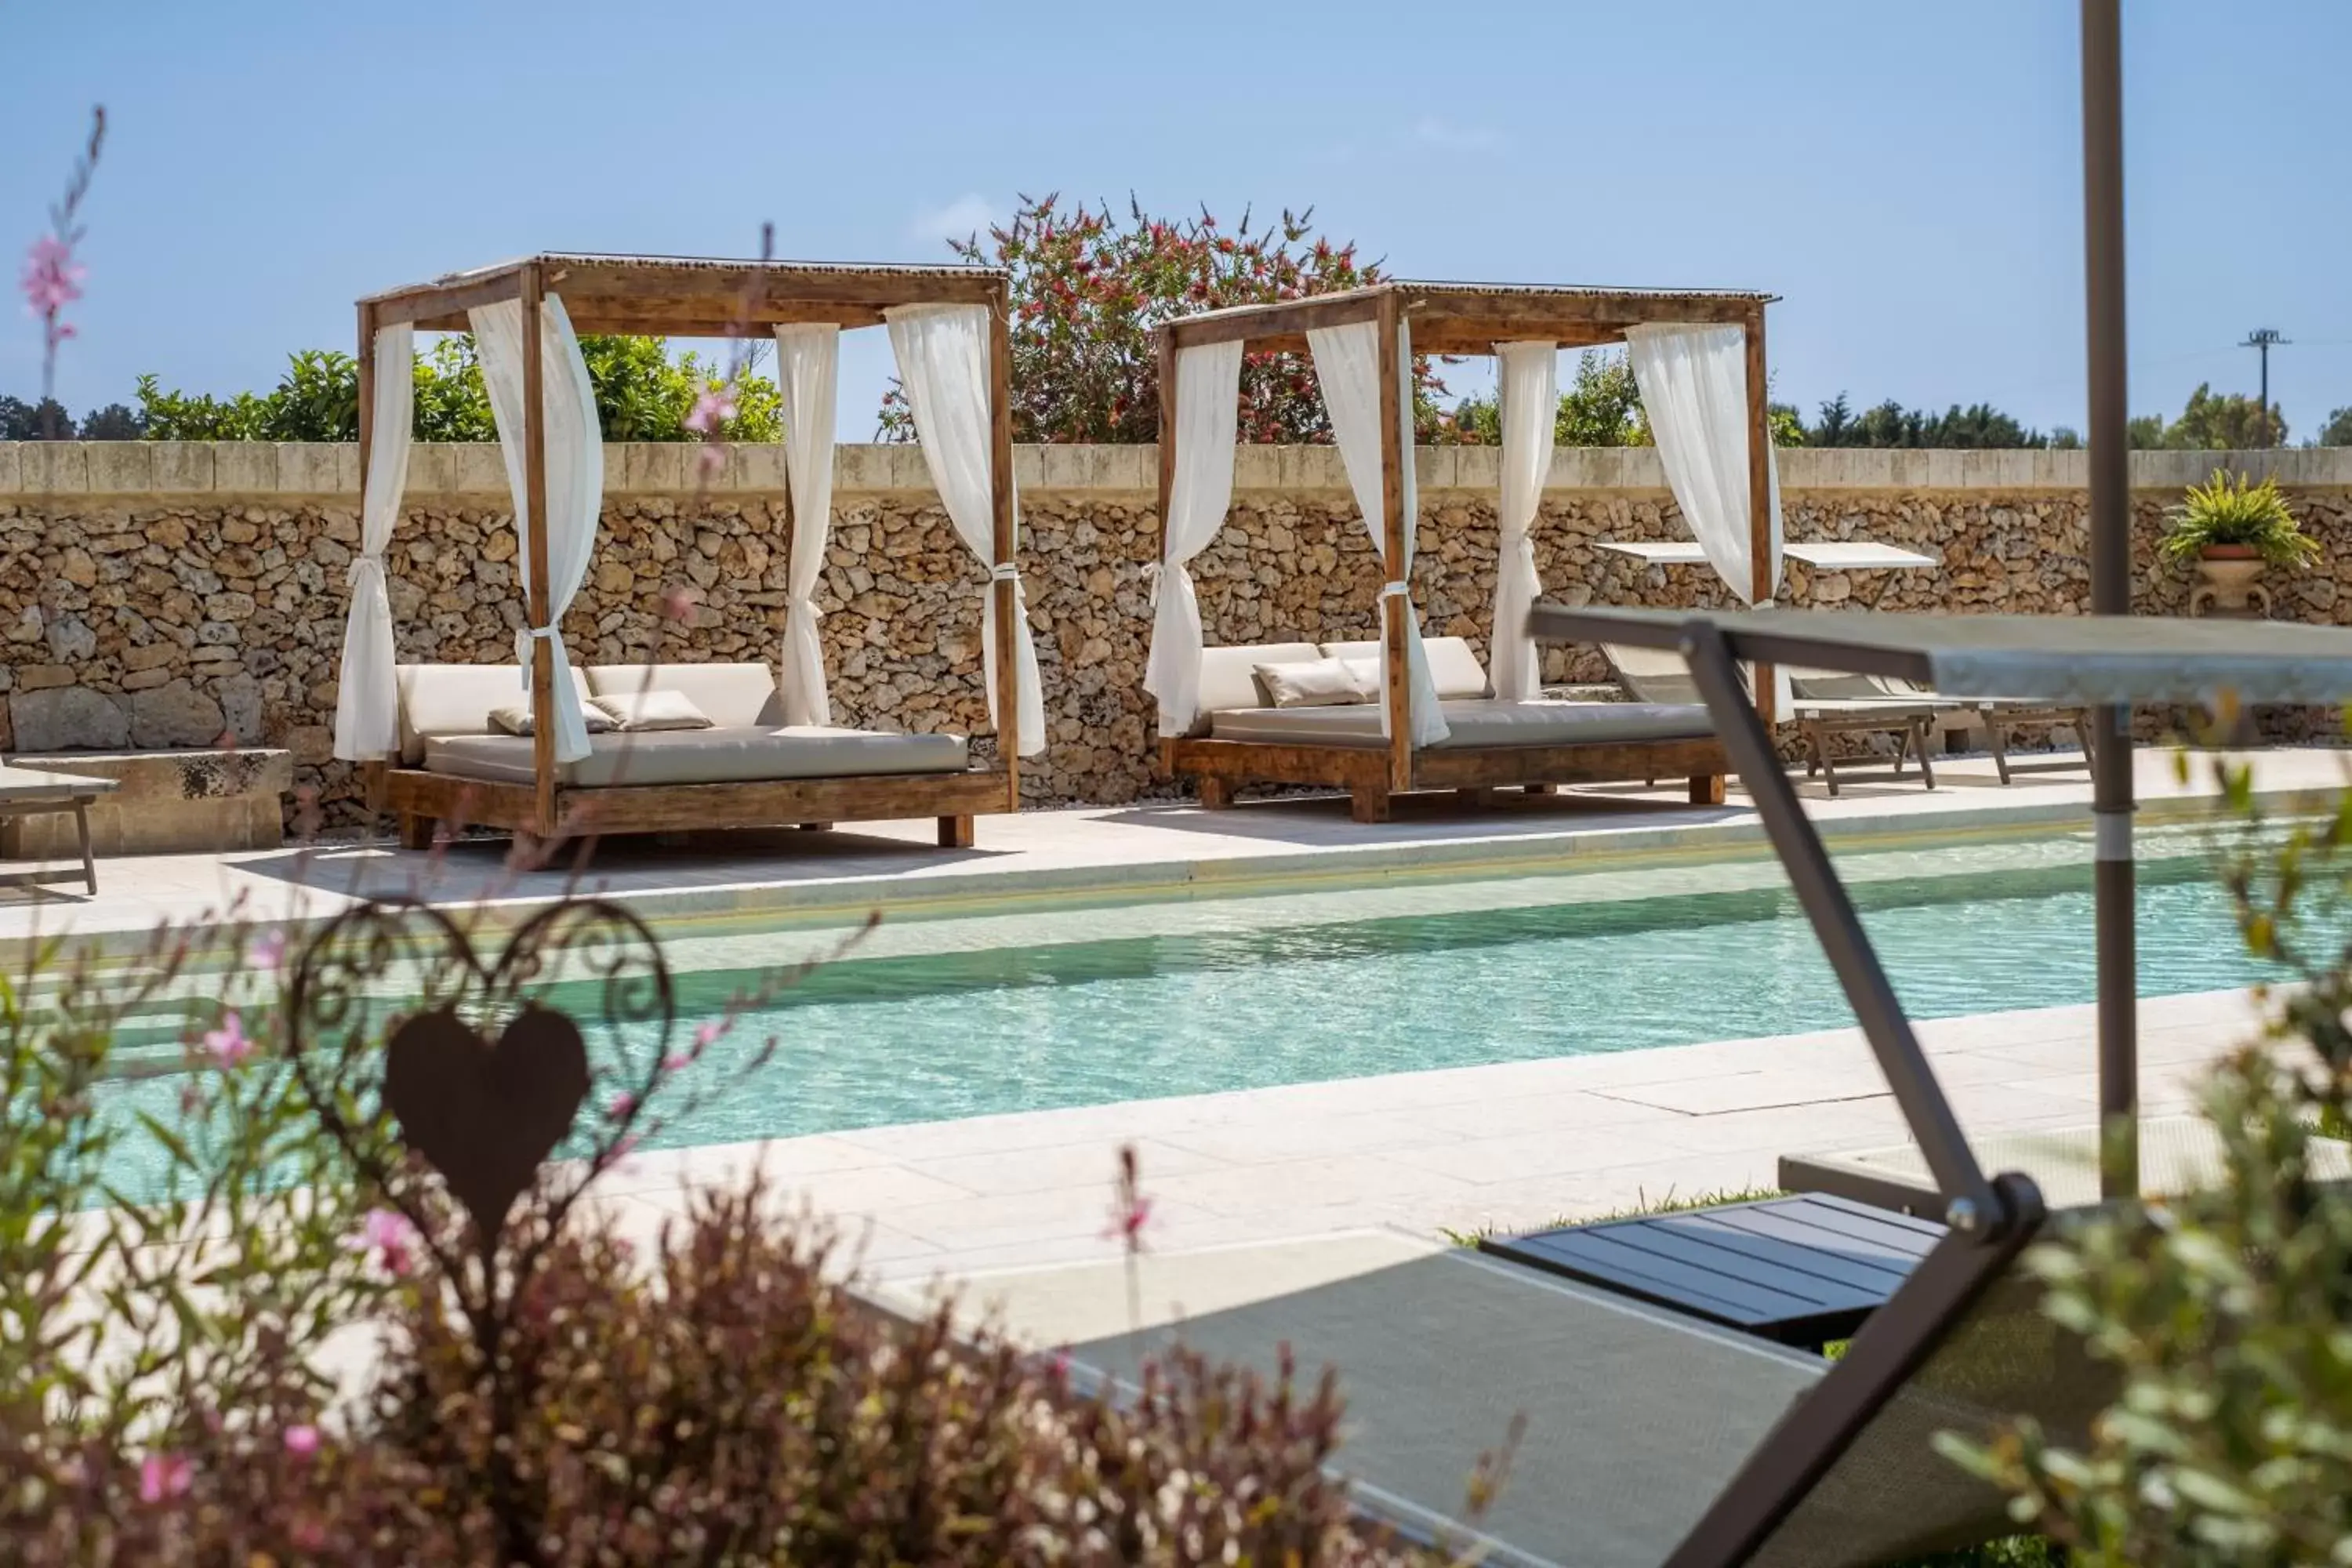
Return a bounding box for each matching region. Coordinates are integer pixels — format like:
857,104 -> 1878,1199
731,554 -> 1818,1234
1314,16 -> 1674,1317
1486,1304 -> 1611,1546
2241,327 -> 2290,447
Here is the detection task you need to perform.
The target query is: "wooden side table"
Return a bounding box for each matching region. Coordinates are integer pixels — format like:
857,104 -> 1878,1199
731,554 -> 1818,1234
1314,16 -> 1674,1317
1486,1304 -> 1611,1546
0,765 -> 122,894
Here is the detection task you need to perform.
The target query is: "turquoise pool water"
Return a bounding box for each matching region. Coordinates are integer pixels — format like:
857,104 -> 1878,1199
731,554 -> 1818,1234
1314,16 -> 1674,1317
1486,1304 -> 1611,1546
93,828 -> 2303,1190
623,832 -> 2289,1149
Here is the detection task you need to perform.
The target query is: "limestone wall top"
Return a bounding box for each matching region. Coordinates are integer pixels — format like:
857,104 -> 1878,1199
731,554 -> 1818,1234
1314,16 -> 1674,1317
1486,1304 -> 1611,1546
1,440 -> 2347,500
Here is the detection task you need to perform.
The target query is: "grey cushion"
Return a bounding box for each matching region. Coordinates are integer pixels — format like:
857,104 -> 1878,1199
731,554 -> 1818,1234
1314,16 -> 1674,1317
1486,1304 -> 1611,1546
422,726 -> 968,787
585,663 -> 782,728
1321,635 -> 1492,699
1191,643 -> 1325,731
395,663 -> 595,767
1207,699 -> 1714,749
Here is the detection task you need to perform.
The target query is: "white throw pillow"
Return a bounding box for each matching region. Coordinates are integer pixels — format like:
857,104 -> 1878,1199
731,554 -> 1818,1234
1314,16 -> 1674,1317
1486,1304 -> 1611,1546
586,690 -> 716,732
1254,658 -> 1375,709
488,703 -> 615,738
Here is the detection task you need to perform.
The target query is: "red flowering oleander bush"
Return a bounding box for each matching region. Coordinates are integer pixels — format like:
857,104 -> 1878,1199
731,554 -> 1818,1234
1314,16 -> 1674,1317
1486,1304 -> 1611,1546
1,1182 -> 1432,1566
881,192 -> 1453,445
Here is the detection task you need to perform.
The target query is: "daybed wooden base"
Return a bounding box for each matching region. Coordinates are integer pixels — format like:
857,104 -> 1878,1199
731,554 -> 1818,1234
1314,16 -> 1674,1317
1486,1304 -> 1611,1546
381,767 -> 1012,849
1163,738 -> 1730,824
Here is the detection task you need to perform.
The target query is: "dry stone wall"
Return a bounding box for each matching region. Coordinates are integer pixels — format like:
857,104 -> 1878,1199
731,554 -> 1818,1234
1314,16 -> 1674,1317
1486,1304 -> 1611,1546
2,441 -> 2348,829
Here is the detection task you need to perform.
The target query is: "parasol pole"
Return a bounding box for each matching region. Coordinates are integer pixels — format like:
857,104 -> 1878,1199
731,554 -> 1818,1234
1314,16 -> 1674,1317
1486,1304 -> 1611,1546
2082,0 -> 2139,1198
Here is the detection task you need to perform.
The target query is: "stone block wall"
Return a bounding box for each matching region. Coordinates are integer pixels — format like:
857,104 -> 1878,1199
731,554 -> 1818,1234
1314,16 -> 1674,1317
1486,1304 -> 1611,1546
2,441 -> 2348,827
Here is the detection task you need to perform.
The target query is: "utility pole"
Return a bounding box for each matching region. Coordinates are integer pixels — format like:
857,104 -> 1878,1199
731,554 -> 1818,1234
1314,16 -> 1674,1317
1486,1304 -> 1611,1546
2241,328 -> 2288,446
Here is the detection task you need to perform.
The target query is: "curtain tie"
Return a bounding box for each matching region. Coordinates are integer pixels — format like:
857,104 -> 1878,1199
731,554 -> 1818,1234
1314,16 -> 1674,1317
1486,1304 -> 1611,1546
786,593 -> 822,622
1140,561 -> 1166,606
989,562 -> 1022,583
1377,580 -> 1413,604
346,555 -> 385,590
514,625 -> 563,688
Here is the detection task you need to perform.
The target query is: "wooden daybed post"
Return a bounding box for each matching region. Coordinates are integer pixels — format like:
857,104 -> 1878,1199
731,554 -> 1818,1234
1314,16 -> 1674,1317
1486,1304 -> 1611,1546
354,298 -> 394,833
959,271 -> 1018,851
1373,289 -> 1412,818
518,260 -> 559,839
1743,302 -> 1777,741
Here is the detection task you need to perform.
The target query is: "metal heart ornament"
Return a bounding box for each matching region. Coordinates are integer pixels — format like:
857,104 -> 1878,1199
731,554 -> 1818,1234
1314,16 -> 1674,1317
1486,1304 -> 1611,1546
383,1003 -> 590,1250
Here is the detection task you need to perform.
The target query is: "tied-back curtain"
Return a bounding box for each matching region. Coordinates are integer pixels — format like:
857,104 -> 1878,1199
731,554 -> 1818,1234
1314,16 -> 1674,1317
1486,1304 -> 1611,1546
775,325 -> 840,728
884,303 -> 1046,757
471,294 -> 604,763
1492,342 -> 1558,703
1142,338 -> 1243,735
1308,318 -> 1448,746
332,322 -> 414,760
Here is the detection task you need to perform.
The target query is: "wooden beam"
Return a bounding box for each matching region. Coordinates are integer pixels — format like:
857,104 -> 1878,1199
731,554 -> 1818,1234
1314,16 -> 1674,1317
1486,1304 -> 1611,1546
520,262 -> 558,836
1156,325 -> 1178,739
1744,305 -> 1777,727
1166,289 -> 1388,351
355,299 -> 379,815
1375,292 -> 1414,795
365,267 -> 528,328
547,258 -> 1002,314
989,281 -> 1022,811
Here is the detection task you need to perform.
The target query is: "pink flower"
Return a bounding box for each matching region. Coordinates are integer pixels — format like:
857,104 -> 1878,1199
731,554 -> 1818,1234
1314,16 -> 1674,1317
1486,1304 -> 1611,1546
200,1011 -> 252,1068
138,1452 -> 193,1504
683,383 -> 738,435
606,1090 -> 635,1120
283,1425 -> 321,1457
20,234 -> 85,318
693,1017 -> 729,1051
659,584 -> 700,622
246,927 -> 289,973
350,1207 -> 418,1276
659,1053 -> 690,1075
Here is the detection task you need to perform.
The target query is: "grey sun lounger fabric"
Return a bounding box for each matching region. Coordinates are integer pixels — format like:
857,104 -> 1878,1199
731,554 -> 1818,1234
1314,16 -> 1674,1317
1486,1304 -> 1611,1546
1205,699 -> 1712,749
423,726 -> 968,786
919,1227 -> 2108,1568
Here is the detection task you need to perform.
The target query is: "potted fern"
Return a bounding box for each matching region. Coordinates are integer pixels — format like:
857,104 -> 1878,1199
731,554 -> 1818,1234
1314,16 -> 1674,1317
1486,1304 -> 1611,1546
2158,469 -> 2318,617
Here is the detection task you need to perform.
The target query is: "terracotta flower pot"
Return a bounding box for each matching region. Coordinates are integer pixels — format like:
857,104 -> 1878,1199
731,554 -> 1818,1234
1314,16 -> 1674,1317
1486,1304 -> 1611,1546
2190,546 -> 2271,619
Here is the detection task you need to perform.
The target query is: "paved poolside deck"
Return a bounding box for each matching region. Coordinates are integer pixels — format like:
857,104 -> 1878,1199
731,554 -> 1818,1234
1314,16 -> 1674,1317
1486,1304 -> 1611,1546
596,985 -> 2268,1290
0,746 -> 2336,959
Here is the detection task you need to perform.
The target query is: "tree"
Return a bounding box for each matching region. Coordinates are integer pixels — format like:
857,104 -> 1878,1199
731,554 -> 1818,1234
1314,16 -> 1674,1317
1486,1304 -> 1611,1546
2316,405 -> 2352,447
2141,383 -> 2286,450
1442,349 -> 1650,448
1802,393 -> 2053,448
0,396 -> 74,440
76,402 -> 143,439
887,193 -> 1436,445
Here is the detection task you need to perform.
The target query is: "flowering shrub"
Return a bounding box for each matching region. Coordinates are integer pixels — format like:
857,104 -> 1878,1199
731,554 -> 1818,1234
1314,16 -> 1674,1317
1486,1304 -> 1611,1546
881,193 -> 1450,445
18,108 -> 104,441
1943,760 -> 2352,1563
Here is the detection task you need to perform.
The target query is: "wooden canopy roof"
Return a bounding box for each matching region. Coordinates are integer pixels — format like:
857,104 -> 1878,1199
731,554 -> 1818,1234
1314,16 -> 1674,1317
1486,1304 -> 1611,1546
358,252 -> 1009,337
1161,279 -> 1779,356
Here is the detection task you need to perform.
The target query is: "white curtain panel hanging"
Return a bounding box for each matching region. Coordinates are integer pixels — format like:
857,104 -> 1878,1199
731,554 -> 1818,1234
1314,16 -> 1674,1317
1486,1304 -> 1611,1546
470,294 -> 604,764
1141,337 -> 1243,735
332,322 -> 415,760
1308,318 -> 1447,746
1623,322 -> 1784,604
1491,341 -> 1558,703
775,324 -> 840,728
884,303 -> 1046,757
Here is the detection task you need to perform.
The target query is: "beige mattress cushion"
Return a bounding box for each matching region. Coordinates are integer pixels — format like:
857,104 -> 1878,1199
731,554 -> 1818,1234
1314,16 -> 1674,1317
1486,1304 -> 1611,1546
396,663 -> 594,766
586,664 -> 781,728
422,726 -> 969,788
1320,635 -> 1492,699
1206,699 -> 1713,750
1190,643 -> 1325,731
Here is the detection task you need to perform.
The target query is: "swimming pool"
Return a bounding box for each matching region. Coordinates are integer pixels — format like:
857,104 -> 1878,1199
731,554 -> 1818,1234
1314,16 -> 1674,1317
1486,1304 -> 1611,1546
618,824 -> 2289,1149
95,823 -> 2300,1189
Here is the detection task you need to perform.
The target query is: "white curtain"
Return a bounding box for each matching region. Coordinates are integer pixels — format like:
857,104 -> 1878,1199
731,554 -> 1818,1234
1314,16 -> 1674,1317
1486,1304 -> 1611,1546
1308,318 -> 1447,746
472,294 -> 603,763
1142,338 -> 1243,735
775,325 -> 839,727
1492,342 -> 1558,703
1624,322 -> 1784,608
884,303 -> 1046,757
1624,321 -> 1788,710
332,322 -> 413,760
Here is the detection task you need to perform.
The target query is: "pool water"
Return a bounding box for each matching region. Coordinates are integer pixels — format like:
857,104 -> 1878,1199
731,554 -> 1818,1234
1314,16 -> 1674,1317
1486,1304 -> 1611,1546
627,831 -> 2289,1150
90,826 -> 2306,1194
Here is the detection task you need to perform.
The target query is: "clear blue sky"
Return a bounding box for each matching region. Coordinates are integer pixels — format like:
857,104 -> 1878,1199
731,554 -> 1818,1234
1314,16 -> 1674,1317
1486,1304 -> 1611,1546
9,0 -> 2349,442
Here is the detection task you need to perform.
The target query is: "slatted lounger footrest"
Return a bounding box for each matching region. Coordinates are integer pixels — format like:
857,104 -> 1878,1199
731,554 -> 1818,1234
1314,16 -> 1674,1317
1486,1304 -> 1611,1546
1479,1192 -> 1945,1348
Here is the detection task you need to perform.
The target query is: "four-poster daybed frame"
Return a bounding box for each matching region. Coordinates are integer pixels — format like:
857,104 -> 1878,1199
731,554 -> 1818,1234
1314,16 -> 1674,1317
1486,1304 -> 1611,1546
1153,280 -> 1777,822
352,253 -> 1025,849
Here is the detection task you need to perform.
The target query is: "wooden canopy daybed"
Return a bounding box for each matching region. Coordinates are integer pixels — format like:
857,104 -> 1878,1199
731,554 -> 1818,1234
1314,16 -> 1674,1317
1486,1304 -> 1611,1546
339,252 -> 1042,850
1145,279 -> 1780,823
